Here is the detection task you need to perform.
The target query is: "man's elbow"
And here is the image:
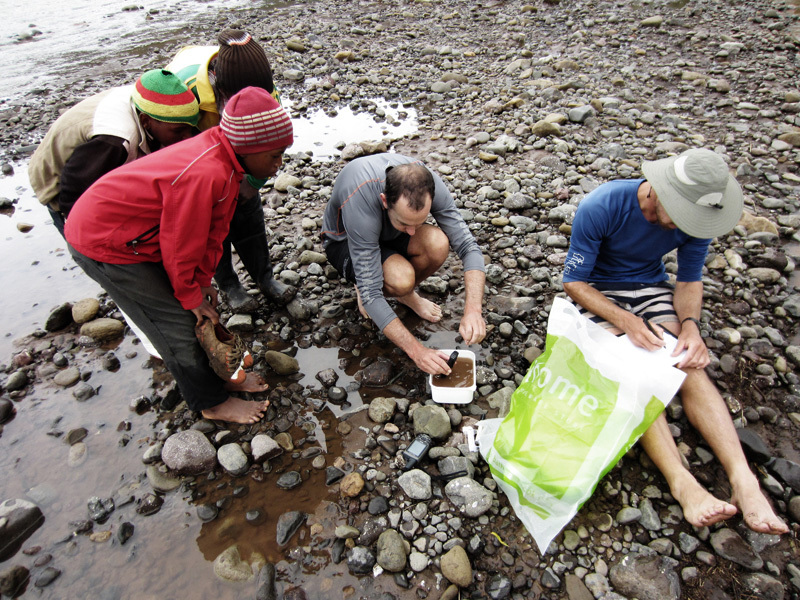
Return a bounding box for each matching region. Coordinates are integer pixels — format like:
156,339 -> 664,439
562,280 -> 582,299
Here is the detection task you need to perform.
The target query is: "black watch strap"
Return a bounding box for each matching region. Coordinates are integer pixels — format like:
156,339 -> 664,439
681,316 -> 701,328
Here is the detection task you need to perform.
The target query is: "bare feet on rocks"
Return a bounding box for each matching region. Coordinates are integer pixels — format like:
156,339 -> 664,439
671,475 -> 737,528
354,285 -> 442,323
397,291 -> 442,322
225,372 -> 269,393
201,397 -> 269,424
731,478 -> 788,534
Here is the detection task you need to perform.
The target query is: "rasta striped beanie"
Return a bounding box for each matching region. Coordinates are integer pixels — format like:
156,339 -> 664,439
132,69 -> 200,126
220,87 -> 293,154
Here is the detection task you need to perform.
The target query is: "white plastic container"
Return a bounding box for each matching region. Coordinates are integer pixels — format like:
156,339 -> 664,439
429,349 -> 476,404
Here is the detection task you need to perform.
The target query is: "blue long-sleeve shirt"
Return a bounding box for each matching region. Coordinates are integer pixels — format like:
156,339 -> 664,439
322,153 -> 485,330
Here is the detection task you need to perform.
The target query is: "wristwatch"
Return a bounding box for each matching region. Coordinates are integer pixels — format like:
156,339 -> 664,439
681,317 -> 701,328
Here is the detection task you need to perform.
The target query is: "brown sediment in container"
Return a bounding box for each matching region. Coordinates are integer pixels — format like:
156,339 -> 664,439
431,356 -> 474,388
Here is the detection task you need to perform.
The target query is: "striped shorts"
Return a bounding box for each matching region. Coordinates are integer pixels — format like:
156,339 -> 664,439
574,284 -> 678,329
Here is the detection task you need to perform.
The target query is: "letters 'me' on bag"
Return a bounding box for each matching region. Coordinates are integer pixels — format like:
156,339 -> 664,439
477,298 -> 686,553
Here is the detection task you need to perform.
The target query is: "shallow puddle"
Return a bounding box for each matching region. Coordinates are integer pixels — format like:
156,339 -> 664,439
2,311 -> 469,597
288,99 -> 418,160
0,164 -> 102,360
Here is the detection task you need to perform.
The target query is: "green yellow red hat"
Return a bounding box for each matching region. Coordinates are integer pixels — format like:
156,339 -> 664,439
132,69 -> 200,127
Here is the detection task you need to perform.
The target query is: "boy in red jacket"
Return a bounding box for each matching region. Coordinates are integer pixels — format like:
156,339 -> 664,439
65,87 -> 293,424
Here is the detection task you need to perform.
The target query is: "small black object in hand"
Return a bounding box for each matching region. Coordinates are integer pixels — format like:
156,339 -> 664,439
446,351 -> 458,369
435,351 -> 459,380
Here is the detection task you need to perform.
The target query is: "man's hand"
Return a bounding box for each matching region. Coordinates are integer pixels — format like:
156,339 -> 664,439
190,287 -> 219,324
673,321 -> 709,369
623,315 -> 666,352
410,347 -> 455,376
201,286 -> 219,309
383,318 -> 460,375
459,311 -> 486,345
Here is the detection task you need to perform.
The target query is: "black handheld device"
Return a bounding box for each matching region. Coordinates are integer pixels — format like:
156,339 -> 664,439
401,433 -> 432,471
435,351 -> 459,380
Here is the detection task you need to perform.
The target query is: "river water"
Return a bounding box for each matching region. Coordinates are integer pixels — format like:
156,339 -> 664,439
0,1 -> 428,598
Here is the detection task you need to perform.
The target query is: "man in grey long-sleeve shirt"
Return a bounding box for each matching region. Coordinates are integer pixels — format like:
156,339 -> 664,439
322,153 -> 486,375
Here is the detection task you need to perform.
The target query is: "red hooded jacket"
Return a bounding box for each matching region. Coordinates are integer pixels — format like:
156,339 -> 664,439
65,127 -> 242,310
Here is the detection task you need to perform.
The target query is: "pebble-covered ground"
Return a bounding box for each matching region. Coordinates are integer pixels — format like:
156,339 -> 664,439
2,0 -> 800,599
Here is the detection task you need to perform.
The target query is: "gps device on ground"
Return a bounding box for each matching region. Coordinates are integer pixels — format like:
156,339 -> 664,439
401,434 -> 432,471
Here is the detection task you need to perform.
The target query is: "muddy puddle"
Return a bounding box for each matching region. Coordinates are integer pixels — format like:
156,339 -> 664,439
2,302 -> 472,598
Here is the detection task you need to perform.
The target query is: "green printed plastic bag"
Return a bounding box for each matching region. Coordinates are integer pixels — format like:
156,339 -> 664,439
477,298 -> 686,553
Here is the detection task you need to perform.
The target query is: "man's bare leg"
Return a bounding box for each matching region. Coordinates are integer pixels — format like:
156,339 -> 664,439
202,397 -> 269,424
678,368 -> 788,534
225,372 -> 269,394
640,414 -> 738,528
599,320 -> 737,528
383,229 -> 447,323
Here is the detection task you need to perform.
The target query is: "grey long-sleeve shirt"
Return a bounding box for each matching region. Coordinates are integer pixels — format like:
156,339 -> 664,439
321,153 -> 485,331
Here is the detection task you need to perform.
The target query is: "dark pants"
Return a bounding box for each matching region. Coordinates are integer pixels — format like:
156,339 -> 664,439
215,189 -> 272,290
324,235 -> 411,283
68,245 -> 228,411
48,206 -> 66,238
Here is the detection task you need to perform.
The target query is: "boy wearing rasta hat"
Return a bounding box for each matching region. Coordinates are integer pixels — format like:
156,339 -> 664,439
562,148 -> 787,535
167,29 -> 295,311
65,87 -> 294,425
29,69 -> 199,235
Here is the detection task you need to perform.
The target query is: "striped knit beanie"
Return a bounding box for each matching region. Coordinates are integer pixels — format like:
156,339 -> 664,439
220,87 -> 293,154
132,69 -> 200,126
215,29 -> 275,103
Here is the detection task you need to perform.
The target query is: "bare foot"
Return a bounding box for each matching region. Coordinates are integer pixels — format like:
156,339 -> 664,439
354,285 -> 369,319
397,291 -> 442,322
225,372 -> 269,393
731,481 -> 788,534
672,476 -> 738,528
201,397 -> 269,424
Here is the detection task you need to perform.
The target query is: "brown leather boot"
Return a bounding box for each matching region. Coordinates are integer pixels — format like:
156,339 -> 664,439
194,318 -> 248,383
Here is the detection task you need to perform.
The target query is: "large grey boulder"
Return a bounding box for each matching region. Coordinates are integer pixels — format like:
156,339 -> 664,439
162,430 -> 217,475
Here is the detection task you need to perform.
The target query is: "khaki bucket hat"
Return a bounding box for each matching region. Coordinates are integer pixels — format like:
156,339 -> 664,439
641,148 -> 744,238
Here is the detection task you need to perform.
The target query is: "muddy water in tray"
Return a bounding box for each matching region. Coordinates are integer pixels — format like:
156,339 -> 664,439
432,356 -> 474,388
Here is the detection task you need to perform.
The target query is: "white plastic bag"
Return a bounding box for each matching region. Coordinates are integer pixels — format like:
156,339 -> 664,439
478,298 -> 686,553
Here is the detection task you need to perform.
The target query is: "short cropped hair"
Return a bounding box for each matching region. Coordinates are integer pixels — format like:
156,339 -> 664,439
384,163 -> 435,212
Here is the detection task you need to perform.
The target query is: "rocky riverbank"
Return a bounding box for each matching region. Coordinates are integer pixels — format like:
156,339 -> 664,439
2,0 -> 800,599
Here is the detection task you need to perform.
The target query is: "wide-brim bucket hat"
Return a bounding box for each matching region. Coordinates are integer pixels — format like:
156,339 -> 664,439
642,148 -> 744,238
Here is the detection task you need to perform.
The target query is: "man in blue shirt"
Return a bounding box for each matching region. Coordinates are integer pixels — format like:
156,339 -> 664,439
562,149 -> 787,534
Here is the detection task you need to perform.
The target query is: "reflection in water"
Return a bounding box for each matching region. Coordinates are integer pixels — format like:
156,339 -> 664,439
2,306 -> 471,597
288,98 -> 418,161
0,164 -> 101,360
193,408 -> 344,564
